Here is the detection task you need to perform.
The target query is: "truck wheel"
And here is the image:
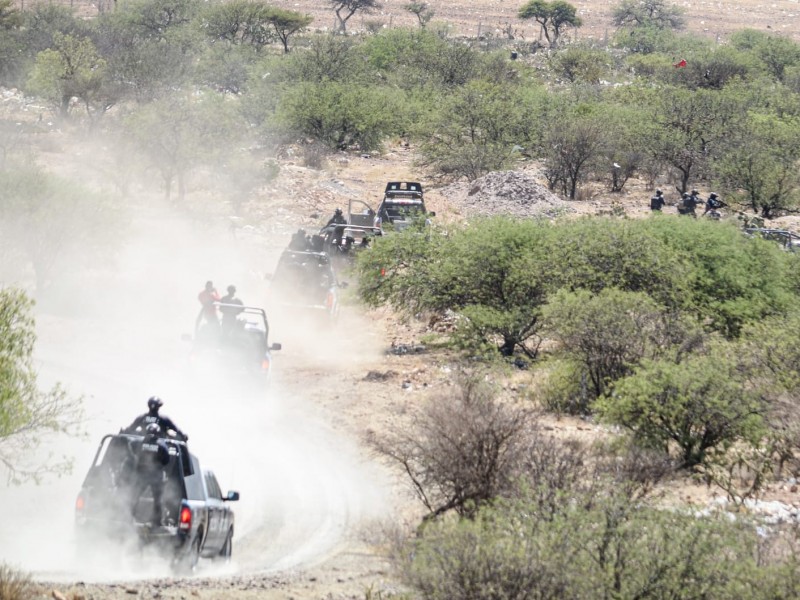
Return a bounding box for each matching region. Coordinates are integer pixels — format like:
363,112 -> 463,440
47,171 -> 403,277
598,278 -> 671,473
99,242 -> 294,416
174,531 -> 202,574
220,528 -> 233,560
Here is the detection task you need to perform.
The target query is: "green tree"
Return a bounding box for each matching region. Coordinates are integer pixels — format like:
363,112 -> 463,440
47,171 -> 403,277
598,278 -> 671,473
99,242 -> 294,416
598,343 -> 765,468
275,81 -> 403,151
713,112 -> 800,218
329,0 -> 381,33
126,93 -> 241,201
0,287 -> 82,484
402,483 -> 789,599
26,33 -> 110,119
0,0 -> 23,85
405,1 -> 434,27
543,288 -> 668,401
641,216 -> 797,337
647,85 -> 745,193
267,8 -> 312,53
541,109 -> 606,199
731,29 -> 800,83
420,79 -> 535,181
0,165 -> 118,294
612,0 -> 685,30
550,44 -> 612,84
359,218 -> 556,357
518,0 -> 582,49
201,0 -> 274,49
92,0 -> 201,102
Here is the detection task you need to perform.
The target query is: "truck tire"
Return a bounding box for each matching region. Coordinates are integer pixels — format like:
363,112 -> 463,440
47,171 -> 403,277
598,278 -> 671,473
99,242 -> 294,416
219,527 -> 233,560
174,531 -> 202,574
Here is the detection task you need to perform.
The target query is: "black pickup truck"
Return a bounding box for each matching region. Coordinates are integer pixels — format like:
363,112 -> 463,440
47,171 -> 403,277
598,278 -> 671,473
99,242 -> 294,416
75,433 -> 239,572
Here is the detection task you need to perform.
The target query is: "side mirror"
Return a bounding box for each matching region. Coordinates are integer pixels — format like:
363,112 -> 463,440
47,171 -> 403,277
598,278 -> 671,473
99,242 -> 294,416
338,281 -> 349,289
224,491 -> 240,502
180,333 -> 192,342
270,343 -> 282,351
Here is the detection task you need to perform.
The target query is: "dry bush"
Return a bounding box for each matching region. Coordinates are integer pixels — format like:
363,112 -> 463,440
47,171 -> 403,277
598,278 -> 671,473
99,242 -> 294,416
0,564 -> 33,600
369,376 -> 534,521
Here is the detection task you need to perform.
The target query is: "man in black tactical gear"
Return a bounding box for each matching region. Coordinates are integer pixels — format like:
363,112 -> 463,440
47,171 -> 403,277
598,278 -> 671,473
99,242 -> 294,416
325,208 -> 346,228
131,423 -> 171,526
650,189 -> 665,211
678,192 -> 698,216
125,397 -> 188,441
703,192 -> 725,216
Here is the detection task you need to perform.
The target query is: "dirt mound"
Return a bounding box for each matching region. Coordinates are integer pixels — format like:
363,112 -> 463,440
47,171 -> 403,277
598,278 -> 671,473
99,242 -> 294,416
441,171 -> 574,219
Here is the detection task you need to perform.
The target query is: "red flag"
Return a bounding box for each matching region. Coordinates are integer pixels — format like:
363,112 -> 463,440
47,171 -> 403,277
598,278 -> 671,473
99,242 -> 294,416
673,59 -> 687,68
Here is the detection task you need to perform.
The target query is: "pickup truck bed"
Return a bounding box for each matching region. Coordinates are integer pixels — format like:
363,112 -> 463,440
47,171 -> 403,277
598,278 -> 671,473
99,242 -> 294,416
75,433 -> 239,572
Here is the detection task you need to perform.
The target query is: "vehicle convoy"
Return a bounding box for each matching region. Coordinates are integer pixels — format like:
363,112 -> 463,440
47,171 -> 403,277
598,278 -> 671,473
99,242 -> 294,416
375,181 -> 434,232
267,248 -> 346,323
318,181 -> 434,259
75,432 -> 239,571
185,304 -> 282,378
744,228 -> 800,252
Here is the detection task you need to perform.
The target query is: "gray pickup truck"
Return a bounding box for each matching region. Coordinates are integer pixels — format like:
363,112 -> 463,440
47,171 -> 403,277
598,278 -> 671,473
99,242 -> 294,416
75,433 -> 239,572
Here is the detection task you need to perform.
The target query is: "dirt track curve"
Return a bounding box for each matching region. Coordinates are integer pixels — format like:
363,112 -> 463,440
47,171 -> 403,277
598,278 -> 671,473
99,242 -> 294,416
0,209 -> 406,599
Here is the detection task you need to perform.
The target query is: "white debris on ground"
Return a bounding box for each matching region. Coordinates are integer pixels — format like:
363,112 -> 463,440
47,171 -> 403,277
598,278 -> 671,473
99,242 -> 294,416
697,495 -> 800,525
440,170 -> 574,219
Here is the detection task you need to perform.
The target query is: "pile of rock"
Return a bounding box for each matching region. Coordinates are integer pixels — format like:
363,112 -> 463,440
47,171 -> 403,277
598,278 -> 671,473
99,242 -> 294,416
441,171 -> 573,219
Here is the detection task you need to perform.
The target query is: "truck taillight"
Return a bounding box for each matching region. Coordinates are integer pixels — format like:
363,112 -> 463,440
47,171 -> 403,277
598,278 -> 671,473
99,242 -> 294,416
75,494 -> 85,512
179,506 -> 192,530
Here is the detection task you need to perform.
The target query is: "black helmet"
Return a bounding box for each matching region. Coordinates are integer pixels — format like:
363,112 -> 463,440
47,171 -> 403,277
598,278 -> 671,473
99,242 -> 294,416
334,208 -> 343,215
709,192 -> 718,199
655,188 -> 662,195
147,396 -> 163,410
691,189 -> 699,195
227,284 -> 236,294
204,281 -> 213,291
145,423 -> 161,435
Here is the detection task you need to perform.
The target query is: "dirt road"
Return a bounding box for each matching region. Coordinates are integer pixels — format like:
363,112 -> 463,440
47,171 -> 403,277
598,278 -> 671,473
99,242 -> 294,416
0,205 -> 421,599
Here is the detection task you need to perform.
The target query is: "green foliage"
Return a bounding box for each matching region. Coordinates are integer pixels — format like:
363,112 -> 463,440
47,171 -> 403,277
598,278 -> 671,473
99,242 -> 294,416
125,93 -> 242,200
26,33 -> 109,118
201,1 -> 310,53
647,85 -> 747,192
419,79 -> 539,180
612,0 -> 685,30
543,288 -> 666,400
405,1 -> 434,27
713,112 -> 800,218
330,0 -> 380,32
200,0 -> 275,49
598,342 -> 765,467
274,81 -> 404,151
0,164 -> 118,294
402,485 -> 794,599
731,29 -> 800,82
0,287 -> 83,484
641,217 -> 796,337
92,0 -> 200,101
360,218 -> 555,356
614,23 -> 681,54
553,217 -> 688,304
550,44 -> 611,84
518,0 -> 582,48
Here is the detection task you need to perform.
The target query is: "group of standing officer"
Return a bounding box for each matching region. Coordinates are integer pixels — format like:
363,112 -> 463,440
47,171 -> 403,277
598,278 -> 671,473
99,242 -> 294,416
650,188 -> 725,218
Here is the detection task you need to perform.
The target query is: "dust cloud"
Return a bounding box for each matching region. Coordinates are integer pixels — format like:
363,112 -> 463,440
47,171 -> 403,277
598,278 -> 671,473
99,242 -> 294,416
0,196 -> 391,582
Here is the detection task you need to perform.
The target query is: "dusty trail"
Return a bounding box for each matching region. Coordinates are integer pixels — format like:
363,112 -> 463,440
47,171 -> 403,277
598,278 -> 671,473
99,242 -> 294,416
0,209 -> 394,589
